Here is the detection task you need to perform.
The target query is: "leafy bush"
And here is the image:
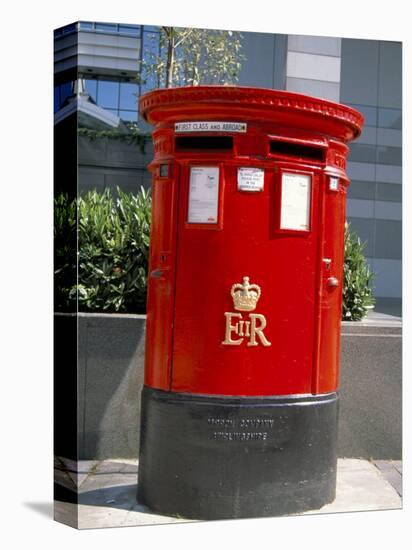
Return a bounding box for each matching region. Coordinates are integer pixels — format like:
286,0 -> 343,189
342,223 -> 375,321
54,193 -> 77,312
54,187 -> 151,313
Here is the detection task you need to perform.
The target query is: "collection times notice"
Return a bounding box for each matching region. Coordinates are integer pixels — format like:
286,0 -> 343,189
280,172 -> 311,231
188,166 -> 220,224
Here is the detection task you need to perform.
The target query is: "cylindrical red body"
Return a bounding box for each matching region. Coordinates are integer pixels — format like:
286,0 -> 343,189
138,86 -> 363,520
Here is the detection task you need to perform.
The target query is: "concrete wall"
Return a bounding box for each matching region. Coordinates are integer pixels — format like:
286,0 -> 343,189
77,314 -> 145,459
68,314 -> 401,460
78,135 -> 153,194
338,320 -> 402,460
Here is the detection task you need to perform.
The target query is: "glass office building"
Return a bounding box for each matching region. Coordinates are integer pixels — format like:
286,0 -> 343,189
54,22 -> 162,123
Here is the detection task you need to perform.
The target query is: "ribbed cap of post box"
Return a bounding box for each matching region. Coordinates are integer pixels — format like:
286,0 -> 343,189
139,86 -> 364,143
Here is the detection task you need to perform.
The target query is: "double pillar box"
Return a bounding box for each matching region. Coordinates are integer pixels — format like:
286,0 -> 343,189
137,86 -> 363,519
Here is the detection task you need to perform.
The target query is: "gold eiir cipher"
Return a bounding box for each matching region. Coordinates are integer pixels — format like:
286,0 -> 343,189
222,277 -> 271,347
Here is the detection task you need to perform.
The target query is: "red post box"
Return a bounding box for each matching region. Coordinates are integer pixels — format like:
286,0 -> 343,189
137,86 -> 363,519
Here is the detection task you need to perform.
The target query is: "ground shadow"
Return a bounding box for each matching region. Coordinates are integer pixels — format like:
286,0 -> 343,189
54,480 -> 156,515
24,502 -> 54,519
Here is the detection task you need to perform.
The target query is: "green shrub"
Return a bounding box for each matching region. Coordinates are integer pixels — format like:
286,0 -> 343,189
54,193 -> 77,312
54,187 -> 151,313
342,222 -> 375,321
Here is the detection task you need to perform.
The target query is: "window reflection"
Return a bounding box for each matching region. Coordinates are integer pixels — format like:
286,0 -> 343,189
54,87 -> 60,113
76,21 -> 141,35
98,81 -> 120,108
378,108 -> 402,130
54,22 -> 156,120
79,22 -> 93,30
95,23 -> 117,33
119,82 -> 139,110
60,82 -> 73,107
84,79 -> 98,102
377,146 -> 402,166
118,24 -> 140,36
348,104 -> 377,127
119,110 -> 138,122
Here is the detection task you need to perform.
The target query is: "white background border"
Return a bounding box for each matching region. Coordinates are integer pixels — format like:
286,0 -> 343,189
0,0 -> 409,546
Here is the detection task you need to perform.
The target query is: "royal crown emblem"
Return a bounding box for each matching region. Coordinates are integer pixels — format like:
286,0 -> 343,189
231,277 -> 261,312
223,276 -> 270,347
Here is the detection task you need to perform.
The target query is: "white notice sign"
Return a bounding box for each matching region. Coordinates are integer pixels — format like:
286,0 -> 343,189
280,173 -> 311,231
175,121 -> 247,133
188,166 -> 220,224
329,176 -> 339,191
238,167 -> 264,192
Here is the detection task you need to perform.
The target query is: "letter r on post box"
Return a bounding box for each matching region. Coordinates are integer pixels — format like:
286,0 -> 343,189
248,314 -> 271,347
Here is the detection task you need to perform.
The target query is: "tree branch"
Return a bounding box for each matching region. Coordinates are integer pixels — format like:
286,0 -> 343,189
174,28 -> 194,49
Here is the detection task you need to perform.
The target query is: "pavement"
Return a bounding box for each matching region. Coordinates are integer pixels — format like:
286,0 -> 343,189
341,310 -> 402,328
54,457 -> 402,529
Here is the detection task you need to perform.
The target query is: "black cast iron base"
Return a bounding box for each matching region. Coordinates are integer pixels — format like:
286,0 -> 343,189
138,386 -> 339,520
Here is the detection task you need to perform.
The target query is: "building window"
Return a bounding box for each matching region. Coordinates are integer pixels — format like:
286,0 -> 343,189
54,23 -> 77,37
378,108 -> 402,130
79,78 -> 139,121
119,82 -> 139,110
118,24 -> 140,36
60,82 -> 73,106
77,21 -> 141,35
79,21 -> 94,30
54,87 -> 60,113
347,104 -> 377,127
143,25 -> 160,32
119,110 -> 138,122
84,79 -> 98,102
98,81 -> 120,109
95,22 -> 118,33
54,82 -> 75,112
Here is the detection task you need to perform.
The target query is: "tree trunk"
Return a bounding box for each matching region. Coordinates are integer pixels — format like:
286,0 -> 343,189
165,28 -> 175,88
191,51 -> 201,86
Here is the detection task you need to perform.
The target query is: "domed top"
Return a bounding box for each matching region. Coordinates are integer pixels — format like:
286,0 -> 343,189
139,86 -> 363,143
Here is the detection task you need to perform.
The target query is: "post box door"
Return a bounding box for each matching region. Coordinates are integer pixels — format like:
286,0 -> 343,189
170,162 -> 322,396
144,172 -> 178,389
317,177 -> 347,393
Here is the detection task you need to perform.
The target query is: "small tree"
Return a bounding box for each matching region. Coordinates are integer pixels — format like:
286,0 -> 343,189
140,26 -> 245,90
342,223 -> 375,321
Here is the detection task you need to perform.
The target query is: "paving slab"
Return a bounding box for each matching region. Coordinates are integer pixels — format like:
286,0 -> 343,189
55,456 -> 100,488
393,461 -> 402,474
54,458 -> 402,529
305,459 -> 401,515
373,460 -> 403,496
345,310 -> 402,327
